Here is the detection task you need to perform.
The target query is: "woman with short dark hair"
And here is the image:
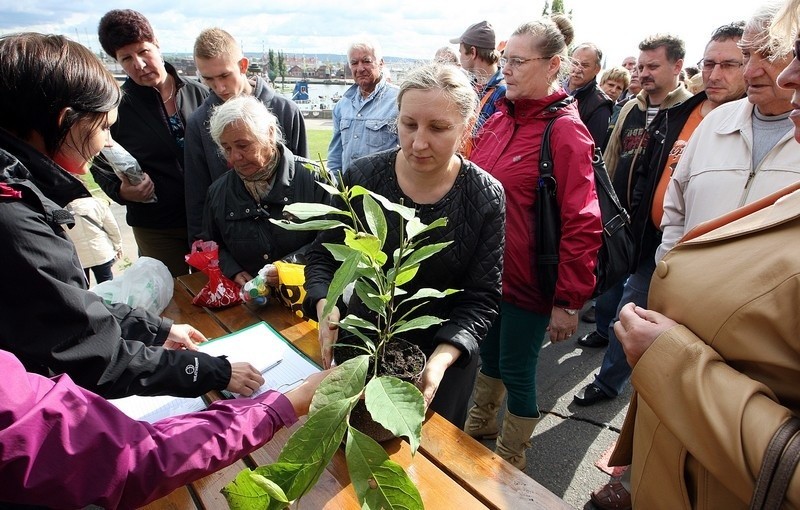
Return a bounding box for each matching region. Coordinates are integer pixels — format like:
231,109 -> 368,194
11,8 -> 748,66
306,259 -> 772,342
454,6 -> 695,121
0,32 -> 262,400
92,9 -> 209,277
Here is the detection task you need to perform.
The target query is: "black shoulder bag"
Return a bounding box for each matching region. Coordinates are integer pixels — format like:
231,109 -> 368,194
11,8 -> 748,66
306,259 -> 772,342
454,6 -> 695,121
536,114 -> 635,299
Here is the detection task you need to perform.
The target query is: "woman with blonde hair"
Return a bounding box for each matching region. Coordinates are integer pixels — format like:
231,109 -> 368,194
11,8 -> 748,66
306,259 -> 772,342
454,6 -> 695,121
305,62 -> 506,427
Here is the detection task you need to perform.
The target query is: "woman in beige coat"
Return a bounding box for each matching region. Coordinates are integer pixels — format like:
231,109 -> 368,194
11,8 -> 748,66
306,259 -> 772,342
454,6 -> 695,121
612,3 -> 800,507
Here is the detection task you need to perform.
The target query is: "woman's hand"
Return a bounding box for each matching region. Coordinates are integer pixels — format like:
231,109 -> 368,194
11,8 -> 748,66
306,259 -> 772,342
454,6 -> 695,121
226,362 -> 265,396
547,307 -> 578,343
284,369 -> 331,416
417,344 -> 460,411
163,324 -> 207,350
316,299 -> 340,369
614,303 -> 678,367
119,172 -> 155,203
233,271 -> 254,287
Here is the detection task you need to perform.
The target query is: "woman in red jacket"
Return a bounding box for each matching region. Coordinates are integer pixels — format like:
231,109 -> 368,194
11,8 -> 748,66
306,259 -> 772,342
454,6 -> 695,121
467,15 -> 602,469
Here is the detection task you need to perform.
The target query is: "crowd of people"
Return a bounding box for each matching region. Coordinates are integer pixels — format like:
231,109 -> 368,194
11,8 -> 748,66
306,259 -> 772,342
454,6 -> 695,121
2,1 -> 800,508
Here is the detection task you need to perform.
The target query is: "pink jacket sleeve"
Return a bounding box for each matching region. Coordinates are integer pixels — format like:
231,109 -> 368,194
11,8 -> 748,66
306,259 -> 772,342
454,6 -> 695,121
0,350 -> 298,509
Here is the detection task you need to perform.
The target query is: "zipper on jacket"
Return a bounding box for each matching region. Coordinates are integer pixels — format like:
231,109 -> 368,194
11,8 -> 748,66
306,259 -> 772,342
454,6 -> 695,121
739,167 -> 757,208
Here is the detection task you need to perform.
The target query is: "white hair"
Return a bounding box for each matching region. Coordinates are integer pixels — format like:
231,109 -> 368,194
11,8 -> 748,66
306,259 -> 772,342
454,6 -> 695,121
208,95 -> 284,152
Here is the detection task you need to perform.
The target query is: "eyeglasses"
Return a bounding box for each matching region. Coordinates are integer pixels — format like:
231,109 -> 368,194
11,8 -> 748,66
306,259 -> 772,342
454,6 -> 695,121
697,59 -> 744,72
500,56 -> 551,69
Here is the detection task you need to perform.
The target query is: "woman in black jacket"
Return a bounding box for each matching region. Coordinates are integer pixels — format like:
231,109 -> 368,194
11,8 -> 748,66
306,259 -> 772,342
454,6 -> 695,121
0,33 -> 264,399
303,63 -> 506,427
91,9 -> 209,276
203,95 -> 328,287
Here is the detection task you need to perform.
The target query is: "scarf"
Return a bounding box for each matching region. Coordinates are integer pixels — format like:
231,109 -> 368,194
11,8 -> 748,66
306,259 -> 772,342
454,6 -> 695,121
236,149 -> 279,202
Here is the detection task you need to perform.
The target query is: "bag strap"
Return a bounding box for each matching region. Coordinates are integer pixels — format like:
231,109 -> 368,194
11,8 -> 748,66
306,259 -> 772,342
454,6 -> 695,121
538,98 -> 574,188
751,416 -> 800,510
66,204 -> 107,233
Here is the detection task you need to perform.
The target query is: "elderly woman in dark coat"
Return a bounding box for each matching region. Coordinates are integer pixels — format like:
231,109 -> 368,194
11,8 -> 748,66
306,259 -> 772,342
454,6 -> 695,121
203,95 -> 328,287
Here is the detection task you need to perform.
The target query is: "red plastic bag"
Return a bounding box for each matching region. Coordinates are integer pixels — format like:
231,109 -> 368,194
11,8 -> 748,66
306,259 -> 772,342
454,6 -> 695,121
185,240 -> 242,308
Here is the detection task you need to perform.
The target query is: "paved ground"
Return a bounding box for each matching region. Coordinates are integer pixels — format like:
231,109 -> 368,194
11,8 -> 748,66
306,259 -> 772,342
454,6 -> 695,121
106,116 -> 630,508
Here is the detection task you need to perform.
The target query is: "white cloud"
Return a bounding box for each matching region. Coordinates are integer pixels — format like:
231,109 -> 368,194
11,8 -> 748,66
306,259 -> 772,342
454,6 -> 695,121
0,0 -> 760,65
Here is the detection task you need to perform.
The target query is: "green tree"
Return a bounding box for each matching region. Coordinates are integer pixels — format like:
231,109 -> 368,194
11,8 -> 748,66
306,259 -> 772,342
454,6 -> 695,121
542,0 -> 572,17
267,49 -> 277,85
277,51 -> 287,86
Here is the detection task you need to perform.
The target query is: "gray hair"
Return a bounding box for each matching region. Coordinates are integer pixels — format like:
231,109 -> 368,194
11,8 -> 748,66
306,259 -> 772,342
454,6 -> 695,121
572,42 -> 603,66
512,15 -> 575,82
397,63 -> 478,135
348,38 -> 383,62
208,95 -> 284,154
771,0 -> 800,56
740,1 -> 791,60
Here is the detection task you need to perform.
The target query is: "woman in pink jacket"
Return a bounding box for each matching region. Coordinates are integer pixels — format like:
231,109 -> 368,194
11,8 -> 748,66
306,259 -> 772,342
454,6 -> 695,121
466,15 -> 602,469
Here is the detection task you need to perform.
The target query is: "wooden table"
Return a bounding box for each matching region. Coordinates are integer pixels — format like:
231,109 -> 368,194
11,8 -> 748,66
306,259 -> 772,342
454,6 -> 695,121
144,272 -> 570,510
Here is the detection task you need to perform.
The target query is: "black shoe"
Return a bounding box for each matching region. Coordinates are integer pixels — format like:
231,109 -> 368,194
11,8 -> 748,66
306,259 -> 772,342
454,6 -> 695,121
581,305 -> 596,323
574,383 -> 613,406
577,331 -> 609,348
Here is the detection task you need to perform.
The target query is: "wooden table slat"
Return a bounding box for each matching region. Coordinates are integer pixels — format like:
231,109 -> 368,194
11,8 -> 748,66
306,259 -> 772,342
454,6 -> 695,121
139,486 -> 197,510
420,412 -> 573,510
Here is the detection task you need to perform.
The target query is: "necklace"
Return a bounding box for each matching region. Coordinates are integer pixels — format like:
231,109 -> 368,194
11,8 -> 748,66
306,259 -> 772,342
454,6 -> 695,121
161,79 -> 175,104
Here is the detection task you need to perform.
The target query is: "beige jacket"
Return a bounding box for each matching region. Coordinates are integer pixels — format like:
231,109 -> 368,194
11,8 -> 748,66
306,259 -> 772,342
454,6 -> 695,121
612,188 -> 800,509
657,98 -> 800,261
65,197 -> 122,268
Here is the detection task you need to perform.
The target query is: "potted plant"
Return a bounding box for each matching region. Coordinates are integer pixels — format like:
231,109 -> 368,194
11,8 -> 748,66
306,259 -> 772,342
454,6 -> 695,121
221,167 -> 457,509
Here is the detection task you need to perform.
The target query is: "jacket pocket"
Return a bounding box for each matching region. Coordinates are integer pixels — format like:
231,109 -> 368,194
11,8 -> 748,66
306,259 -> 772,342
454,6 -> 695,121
365,119 -> 395,148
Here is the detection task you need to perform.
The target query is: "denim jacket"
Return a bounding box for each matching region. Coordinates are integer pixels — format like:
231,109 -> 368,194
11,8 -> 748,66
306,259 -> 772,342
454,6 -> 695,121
327,79 -> 399,174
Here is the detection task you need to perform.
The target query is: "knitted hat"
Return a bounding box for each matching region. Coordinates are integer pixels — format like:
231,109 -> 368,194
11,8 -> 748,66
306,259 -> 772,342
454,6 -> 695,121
449,21 -> 496,49
98,9 -> 156,59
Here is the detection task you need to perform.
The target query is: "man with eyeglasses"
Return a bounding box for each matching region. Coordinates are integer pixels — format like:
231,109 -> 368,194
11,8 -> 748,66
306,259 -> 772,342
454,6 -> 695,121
657,7 -> 800,261
564,43 -> 613,149
327,39 -> 399,176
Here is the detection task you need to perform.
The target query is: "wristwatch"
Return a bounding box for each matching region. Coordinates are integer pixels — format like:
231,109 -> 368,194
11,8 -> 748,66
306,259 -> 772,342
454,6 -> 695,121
560,307 -> 579,316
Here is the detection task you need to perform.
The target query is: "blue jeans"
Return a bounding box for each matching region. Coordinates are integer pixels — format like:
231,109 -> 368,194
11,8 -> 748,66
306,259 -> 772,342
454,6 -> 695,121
593,257 -> 656,398
594,278 -> 626,341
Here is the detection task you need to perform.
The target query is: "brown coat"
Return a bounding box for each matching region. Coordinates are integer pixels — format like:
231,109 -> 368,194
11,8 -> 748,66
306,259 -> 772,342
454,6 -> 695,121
611,188 -> 800,509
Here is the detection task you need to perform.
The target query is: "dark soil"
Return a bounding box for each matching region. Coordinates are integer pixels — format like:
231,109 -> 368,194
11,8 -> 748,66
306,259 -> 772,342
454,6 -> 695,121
334,337 -> 426,442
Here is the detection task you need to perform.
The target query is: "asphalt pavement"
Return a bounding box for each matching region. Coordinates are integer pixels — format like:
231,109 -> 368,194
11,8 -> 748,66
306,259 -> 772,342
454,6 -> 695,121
106,117 -> 630,508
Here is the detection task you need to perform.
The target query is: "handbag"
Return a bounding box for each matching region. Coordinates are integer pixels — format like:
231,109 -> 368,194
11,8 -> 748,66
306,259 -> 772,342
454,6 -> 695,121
750,416 -> 800,510
536,104 -> 636,298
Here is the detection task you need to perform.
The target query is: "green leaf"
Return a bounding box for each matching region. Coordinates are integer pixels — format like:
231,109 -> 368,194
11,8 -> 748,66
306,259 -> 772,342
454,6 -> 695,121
339,314 -> 381,333
406,216 -> 448,239
391,315 -> 446,336
317,181 -> 341,196
344,230 -> 386,265
309,355 -> 369,414
399,242 -> 452,269
369,193 -> 416,221
324,243 -> 356,262
364,376 -> 425,454
354,280 -> 387,315
392,264 -> 419,287
222,468 -> 273,510
270,218 -> 348,231
362,193 -> 388,248
345,426 -> 424,509
281,202 -> 350,220
402,287 -> 460,303
323,251 -> 361,318
276,395 -> 359,500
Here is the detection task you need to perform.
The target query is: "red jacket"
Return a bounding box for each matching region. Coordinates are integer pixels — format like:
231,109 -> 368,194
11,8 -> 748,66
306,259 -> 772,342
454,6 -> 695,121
471,89 -> 601,314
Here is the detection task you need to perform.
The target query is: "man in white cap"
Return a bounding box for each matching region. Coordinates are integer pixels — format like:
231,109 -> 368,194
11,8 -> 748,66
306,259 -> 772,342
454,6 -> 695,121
450,20 -> 506,152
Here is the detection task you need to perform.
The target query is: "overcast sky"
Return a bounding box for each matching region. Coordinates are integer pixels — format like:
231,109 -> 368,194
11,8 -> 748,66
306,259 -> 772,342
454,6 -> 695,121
0,0 -> 764,67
